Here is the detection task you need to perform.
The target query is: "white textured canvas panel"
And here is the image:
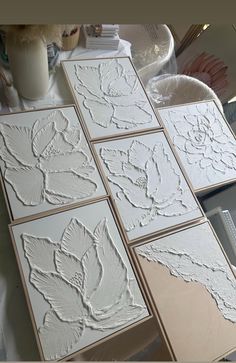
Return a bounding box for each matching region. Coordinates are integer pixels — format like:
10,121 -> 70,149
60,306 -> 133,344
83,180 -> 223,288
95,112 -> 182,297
62,57 -> 161,139
157,101 -> 236,191
0,106 -> 107,220
95,131 -> 203,241
135,222 -> 236,324
10,200 -> 149,361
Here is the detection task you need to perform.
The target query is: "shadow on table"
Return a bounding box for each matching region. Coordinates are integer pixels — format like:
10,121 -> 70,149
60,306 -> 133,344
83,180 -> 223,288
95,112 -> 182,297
0,185 -> 40,360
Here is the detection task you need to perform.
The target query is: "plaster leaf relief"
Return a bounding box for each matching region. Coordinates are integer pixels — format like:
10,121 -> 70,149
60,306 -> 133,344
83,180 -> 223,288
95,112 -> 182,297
136,222 -> 236,323
73,58 -> 154,130
0,110 -> 99,208
22,218 -> 147,360
100,140 -> 198,233
158,101 -> 236,189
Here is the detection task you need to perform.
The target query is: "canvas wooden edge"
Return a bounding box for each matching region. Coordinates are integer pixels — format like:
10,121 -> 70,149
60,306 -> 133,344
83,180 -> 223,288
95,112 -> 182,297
131,218 -> 236,361
105,197 -> 154,317
154,97 -> 219,112
60,63 -> 94,143
72,104 -> 111,197
91,128 -> 205,246
8,196 -> 154,361
86,126 -> 164,144
0,103 -> 77,118
214,345 -> 236,362
195,179 -> 236,196
125,55 -> 163,128
9,195 -> 109,225
60,56 -> 163,142
155,98 -> 236,194
0,104 -> 110,223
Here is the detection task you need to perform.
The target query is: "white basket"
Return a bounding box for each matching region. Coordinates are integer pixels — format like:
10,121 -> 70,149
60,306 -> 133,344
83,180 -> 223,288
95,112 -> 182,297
137,25 -> 175,86
119,24 -> 175,86
146,74 -> 223,112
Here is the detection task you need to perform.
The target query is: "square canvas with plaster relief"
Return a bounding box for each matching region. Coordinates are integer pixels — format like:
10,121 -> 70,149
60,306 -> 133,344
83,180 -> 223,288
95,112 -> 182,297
94,131 -> 203,242
157,100 -> 236,192
0,106 -> 106,220
10,200 -> 149,361
62,57 -> 161,139
134,221 -> 236,361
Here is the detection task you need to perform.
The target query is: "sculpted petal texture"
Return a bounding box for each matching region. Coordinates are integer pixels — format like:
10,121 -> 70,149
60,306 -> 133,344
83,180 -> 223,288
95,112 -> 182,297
158,101 -> 236,190
74,59 -> 154,130
39,310 -> 83,360
22,215 -> 147,360
0,110 -> 101,213
100,139 -> 198,234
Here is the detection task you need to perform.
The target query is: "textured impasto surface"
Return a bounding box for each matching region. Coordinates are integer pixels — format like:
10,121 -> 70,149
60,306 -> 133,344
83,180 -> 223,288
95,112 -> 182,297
158,101 -> 236,191
136,222 -> 236,323
11,201 -> 148,360
0,107 -> 106,219
95,132 -> 202,241
62,57 -> 160,139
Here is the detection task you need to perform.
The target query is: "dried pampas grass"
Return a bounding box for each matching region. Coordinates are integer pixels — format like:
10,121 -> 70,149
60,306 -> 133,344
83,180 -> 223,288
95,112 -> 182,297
2,25 -> 63,47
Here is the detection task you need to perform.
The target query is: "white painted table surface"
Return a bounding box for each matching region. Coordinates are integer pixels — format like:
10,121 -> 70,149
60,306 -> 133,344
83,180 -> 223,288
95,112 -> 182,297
0,39 -> 133,361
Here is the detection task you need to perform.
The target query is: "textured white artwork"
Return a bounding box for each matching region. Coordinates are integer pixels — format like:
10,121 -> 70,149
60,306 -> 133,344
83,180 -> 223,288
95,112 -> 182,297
136,222 -> 236,323
0,107 -> 106,219
158,101 -> 236,191
62,57 -> 160,139
11,200 -> 148,360
95,132 -> 202,241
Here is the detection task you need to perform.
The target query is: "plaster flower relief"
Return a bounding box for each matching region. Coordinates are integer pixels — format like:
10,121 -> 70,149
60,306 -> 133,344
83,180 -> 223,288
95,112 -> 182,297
22,217 -> 147,360
159,102 -> 236,188
0,110 -> 98,206
74,58 -> 154,129
100,140 -> 197,232
136,223 -> 236,323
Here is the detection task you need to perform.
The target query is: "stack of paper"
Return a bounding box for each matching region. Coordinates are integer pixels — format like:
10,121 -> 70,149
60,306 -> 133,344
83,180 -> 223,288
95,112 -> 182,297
83,24 -> 120,50
206,207 -> 236,266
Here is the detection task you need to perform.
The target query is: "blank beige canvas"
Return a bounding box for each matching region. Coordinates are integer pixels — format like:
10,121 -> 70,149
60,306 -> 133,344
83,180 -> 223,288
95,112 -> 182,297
137,256 -> 236,361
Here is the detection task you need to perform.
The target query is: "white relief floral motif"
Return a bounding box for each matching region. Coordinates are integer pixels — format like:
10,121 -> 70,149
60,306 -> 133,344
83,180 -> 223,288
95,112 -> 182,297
0,110 -> 98,206
164,103 -> 236,180
136,223 -> 236,323
74,58 -> 154,129
22,218 -> 147,360
100,140 -> 197,232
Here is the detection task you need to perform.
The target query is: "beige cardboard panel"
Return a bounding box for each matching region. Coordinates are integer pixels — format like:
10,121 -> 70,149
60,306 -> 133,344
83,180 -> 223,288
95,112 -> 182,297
137,254 -> 236,362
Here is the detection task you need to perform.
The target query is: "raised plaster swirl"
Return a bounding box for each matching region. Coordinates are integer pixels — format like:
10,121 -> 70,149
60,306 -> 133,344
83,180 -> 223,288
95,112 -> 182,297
136,222 -> 236,323
0,110 -> 98,206
74,58 -> 154,129
100,140 -> 198,232
22,218 -> 147,360
159,102 -> 236,188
